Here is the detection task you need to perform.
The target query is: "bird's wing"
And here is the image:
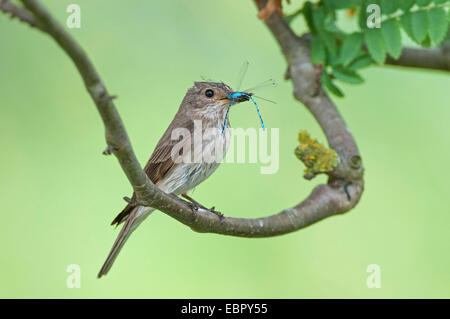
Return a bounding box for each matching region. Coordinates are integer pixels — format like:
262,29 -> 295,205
144,138 -> 179,184
144,112 -> 195,184
111,113 -> 194,226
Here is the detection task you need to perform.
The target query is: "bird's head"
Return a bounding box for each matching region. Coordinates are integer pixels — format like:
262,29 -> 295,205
181,82 -> 249,115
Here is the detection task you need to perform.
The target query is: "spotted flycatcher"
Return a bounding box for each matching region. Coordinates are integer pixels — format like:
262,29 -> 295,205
98,81 -> 250,277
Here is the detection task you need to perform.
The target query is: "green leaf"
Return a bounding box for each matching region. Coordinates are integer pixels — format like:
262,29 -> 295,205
321,72 -> 344,97
339,33 -> 364,66
398,0 -> 415,11
322,0 -> 335,15
327,51 -> 341,67
327,52 -> 341,66
428,8 -> 448,46
324,0 -> 363,10
302,2 -> 315,33
433,0 -> 448,4
352,49 -> 369,61
411,10 -> 429,43
416,0 -> 432,7
348,55 -> 374,70
312,7 -> 325,31
380,0 -> 398,15
364,28 -> 386,64
322,34 -> 338,56
312,7 -> 337,54
324,12 -> 339,33
421,36 -> 432,47
310,35 -> 326,65
401,11 -> 416,41
332,68 -> 365,84
381,19 -> 402,59
359,0 -> 371,30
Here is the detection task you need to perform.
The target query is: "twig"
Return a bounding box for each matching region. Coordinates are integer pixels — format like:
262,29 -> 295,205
0,0 -> 41,29
386,46 -> 450,72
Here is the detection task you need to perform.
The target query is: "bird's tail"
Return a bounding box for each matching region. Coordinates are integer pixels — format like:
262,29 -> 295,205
97,206 -> 153,278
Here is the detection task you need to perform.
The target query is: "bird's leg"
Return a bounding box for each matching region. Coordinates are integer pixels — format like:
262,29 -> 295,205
181,194 -> 208,210
181,193 -> 224,221
168,193 -> 199,217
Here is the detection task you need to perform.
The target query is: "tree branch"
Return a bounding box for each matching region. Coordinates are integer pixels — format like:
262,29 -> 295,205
385,46 -> 450,72
5,0 -> 363,238
253,0 -> 365,216
0,0 -> 41,29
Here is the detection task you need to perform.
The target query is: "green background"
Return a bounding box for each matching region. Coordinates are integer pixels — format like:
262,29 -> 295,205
1,0 -> 449,298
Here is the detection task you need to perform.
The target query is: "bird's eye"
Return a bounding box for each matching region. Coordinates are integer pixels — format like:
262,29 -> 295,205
205,89 -> 214,98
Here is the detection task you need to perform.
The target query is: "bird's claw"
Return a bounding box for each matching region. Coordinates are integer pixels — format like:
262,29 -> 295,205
187,202 -> 199,217
209,206 -> 224,223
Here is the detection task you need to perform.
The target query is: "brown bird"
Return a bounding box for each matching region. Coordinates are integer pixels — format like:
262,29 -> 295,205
98,81 -> 250,277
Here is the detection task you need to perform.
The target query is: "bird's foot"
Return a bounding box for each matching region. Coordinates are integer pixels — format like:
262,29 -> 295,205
187,202 -> 199,217
208,206 -> 224,223
181,193 -> 224,222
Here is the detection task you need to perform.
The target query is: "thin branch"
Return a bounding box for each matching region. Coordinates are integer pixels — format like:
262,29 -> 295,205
386,46 -> 450,72
0,0 -> 41,29
6,0 -> 364,238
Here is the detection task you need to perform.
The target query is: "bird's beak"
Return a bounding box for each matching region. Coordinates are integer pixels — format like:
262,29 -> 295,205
225,92 -> 251,103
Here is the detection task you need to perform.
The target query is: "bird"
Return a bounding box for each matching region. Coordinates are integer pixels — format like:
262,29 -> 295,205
98,81 -> 250,278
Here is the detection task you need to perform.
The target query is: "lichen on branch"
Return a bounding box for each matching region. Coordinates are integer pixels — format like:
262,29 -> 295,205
295,130 -> 337,179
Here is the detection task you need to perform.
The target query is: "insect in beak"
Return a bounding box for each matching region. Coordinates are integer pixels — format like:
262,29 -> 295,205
221,91 -> 265,133
227,92 -> 251,103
